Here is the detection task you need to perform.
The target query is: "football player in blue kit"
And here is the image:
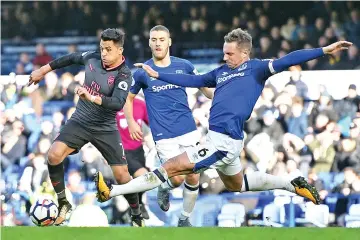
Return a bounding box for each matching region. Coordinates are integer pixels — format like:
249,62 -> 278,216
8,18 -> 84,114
95,28 -> 352,207
123,25 -> 213,226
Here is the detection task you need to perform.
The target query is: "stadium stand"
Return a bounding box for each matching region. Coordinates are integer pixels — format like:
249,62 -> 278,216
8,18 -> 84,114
1,1 -> 360,227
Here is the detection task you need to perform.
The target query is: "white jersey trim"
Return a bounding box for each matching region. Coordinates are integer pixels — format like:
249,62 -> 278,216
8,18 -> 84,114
268,60 -> 276,74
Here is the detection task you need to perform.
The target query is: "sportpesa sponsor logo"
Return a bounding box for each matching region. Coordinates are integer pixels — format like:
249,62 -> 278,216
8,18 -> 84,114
152,84 -> 181,92
216,72 -> 245,84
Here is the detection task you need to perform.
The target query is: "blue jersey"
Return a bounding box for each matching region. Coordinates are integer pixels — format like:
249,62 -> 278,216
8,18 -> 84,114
206,59 -> 271,140
156,48 -> 325,140
130,56 -> 197,141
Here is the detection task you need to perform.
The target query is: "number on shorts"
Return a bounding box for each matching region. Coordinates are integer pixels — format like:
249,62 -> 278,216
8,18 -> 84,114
196,142 -> 209,157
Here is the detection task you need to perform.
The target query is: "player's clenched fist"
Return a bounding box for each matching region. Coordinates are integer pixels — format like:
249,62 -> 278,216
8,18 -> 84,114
75,86 -> 91,101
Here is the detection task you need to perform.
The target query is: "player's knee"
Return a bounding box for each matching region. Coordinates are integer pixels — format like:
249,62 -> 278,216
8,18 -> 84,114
170,175 -> 185,187
47,147 -> 65,165
185,173 -> 200,185
162,152 -> 195,178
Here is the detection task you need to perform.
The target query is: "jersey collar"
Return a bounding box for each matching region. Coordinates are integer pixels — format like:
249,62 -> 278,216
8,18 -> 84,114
102,56 -> 125,71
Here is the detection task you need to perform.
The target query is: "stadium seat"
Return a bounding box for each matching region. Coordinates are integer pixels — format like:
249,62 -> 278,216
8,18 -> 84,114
324,195 -> 339,213
263,203 -> 285,227
283,203 -> 305,226
348,204 -> 360,216
280,202 -> 330,227
247,192 -> 275,221
217,203 -> 246,227
303,203 -> 330,227
345,204 -> 360,228
249,202 -> 285,227
192,195 -> 224,227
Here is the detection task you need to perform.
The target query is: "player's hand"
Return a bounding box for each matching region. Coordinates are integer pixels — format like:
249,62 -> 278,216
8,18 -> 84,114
134,63 -> 159,79
128,120 -> 143,141
28,69 -> 46,86
75,86 -> 91,101
322,41 -> 353,55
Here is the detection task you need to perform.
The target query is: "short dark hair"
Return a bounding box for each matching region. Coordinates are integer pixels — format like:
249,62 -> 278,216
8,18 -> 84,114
224,28 -> 252,51
101,28 -> 125,46
150,25 -> 170,37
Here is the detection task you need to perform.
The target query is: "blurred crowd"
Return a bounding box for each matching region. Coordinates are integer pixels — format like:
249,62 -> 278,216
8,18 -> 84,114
1,1 -> 360,227
2,1 -> 360,69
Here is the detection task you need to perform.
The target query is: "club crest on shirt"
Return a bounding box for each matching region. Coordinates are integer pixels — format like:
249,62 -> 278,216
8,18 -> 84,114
108,75 -> 115,85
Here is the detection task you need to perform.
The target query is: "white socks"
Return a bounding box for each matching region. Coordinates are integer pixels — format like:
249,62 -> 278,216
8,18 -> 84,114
180,182 -> 199,220
110,169 -> 296,219
109,167 -> 199,220
110,167 -> 168,197
241,171 -> 295,193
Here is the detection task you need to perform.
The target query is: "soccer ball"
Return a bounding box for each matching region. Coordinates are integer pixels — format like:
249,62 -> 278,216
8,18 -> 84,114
30,198 -> 58,226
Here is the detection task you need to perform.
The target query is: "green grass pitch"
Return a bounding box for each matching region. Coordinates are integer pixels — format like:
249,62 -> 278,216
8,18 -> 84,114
2,227 -> 360,240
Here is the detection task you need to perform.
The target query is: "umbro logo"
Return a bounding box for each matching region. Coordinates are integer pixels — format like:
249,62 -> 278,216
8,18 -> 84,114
175,70 -> 183,74
222,72 -> 228,76
150,77 -> 157,81
238,63 -> 247,71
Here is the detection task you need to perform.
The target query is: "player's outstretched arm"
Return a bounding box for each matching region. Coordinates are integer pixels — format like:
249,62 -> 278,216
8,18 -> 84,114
134,63 -> 217,88
28,52 -> 88,86
272,41 -> 352,73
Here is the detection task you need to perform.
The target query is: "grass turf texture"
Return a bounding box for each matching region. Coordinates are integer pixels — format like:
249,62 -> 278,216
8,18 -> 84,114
2,227 -> 360,240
